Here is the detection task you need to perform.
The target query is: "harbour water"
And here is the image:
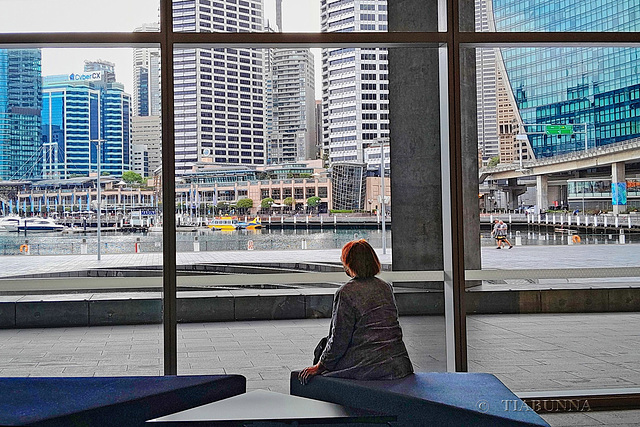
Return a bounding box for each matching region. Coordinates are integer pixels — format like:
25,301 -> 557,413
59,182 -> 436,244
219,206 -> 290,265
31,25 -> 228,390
0,227 -> 638,256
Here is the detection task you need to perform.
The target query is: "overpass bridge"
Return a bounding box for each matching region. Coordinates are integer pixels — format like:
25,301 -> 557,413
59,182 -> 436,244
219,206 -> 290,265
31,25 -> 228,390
479,137 -> 640,214
480,137 -> 640,182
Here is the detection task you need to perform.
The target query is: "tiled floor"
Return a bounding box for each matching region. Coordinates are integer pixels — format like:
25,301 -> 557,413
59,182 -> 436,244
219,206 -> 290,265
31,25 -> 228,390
0,313 -> 639,426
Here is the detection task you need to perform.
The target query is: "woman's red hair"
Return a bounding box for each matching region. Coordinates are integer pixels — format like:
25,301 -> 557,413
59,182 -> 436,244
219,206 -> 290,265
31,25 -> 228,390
341,239 -> 381,278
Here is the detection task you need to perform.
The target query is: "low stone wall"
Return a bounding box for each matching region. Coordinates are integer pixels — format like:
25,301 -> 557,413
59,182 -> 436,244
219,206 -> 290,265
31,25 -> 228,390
1,287 -> 639,329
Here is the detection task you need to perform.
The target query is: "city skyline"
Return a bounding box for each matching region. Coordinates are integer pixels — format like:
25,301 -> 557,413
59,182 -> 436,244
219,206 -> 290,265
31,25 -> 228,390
1,0 -> 323,100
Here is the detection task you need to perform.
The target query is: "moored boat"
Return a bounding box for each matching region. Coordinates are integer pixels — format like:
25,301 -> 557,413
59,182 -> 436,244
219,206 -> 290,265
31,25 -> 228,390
238,217 -> 262,230
208,216 -> 239,231
3,217 -> 64,232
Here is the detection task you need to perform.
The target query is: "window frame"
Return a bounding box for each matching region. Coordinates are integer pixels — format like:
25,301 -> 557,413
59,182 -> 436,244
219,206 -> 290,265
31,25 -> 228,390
1,0 -> 639,410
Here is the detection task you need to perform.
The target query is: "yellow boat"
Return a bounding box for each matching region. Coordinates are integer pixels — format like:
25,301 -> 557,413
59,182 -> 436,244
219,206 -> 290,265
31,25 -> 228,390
243,217 -> 262,230
208,216 -> 239,231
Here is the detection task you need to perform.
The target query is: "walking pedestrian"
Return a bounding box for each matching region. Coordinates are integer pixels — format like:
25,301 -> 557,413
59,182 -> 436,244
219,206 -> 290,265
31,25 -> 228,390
498,220 -> 513,249
491,219 -> 502,249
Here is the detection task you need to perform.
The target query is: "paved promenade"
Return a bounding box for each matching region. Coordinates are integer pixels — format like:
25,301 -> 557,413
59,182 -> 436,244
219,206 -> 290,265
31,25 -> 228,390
0,314 -> 639,426
0,243 -> 639,280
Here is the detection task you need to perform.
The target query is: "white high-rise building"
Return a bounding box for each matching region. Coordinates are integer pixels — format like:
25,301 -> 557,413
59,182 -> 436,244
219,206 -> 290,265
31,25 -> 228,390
475,0 -> 499,164
172,0 -> 265,175
131,116 -> 162,174
269,48 -> 316,164
133,23 -> 161,117
321,0 -> 389,169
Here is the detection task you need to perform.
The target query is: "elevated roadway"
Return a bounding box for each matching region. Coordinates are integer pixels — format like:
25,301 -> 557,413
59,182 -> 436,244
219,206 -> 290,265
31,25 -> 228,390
480,137 -> 640,182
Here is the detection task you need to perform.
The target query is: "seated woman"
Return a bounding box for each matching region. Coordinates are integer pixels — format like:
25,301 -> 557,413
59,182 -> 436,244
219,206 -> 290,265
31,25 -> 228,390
298,239 -> 413,384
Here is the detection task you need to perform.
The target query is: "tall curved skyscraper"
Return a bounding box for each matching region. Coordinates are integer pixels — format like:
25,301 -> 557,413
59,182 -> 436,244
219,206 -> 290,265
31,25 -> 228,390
490,0 -> 640,159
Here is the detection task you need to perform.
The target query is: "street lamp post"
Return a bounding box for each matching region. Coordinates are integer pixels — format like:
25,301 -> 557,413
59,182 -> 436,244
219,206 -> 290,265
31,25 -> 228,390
90,137 -> 105,261
376,140 -> 388,255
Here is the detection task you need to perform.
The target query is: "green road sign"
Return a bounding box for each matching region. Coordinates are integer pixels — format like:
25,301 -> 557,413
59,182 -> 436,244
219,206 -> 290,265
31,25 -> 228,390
545,124 -> 573,135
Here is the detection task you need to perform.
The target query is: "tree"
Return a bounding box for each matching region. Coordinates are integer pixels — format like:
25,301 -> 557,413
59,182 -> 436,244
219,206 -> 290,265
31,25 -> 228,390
216,201 -> 229,215
283,197 -> 295,211
261,197 -> 274,209
236,198 -> 253,209
122,171 -> 144,185
488,156 -> 500,167
236,198 -> 253,214
306,196 -> 321,212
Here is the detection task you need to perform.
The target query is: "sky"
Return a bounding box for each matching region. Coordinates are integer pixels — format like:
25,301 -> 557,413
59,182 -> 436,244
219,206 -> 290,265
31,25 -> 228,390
0,0 -> 322,98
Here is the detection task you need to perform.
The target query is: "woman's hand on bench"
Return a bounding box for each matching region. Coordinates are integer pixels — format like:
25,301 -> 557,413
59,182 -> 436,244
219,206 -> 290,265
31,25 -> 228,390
298,363 -> 326,385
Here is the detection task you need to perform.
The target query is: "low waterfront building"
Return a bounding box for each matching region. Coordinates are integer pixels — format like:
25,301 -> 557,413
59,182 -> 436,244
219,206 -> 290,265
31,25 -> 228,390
175,160 -> 331,215
5,177 -> 155,216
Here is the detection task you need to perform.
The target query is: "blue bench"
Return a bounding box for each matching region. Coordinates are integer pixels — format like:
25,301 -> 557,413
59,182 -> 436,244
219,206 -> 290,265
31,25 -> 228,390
290,372 -> 549,426
0,375 -> 245,427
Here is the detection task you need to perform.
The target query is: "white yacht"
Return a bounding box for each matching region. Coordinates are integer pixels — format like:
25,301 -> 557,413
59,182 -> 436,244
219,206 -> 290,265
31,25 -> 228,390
0,216 -> 22,232
2,217 -> 64,232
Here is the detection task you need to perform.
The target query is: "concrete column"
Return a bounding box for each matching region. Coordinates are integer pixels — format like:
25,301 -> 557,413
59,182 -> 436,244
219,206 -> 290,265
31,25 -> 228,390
388,0 -> 480,279
612,162 -> 626,215
536,175 -> 548,214
505,178 -> 526,210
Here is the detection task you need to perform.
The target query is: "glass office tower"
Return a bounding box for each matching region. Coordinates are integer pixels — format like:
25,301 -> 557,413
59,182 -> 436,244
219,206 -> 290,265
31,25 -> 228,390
0,49 -> 42,180
42,72 -> 131,179
493,0 -> 640,158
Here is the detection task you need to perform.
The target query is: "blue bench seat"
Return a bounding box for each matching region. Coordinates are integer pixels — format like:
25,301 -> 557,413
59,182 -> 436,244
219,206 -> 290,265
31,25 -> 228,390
0,375 -> 245,427
290,371 -> 549,426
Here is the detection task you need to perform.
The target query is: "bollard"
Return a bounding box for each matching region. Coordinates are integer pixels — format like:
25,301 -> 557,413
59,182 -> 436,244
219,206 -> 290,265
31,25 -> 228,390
193,236 -> 200,252
615,216 -> 619,228
281,215 -> 284,224
293,215 -> 297,224
268,215 -> 272,224
553,214 -> 556,224
576,216 -> 580,226
593,216 -> 597,227
568,234 -> 574,245
509,214 -> 512,224
306,215 -> 309,224
81,238 -> 88,255
334,215 -> 337,225
628,216 -> 632,229
320,215 -> 323,225
515,230 -> 522,246
604,216 -> 608,228
584,215 -> 588,227
568,215 -> 572,226
490,214 -> 493,223
135,237 -> 141,253
619,229 -> 626,244
545,215 -> 549,225
301,238 -> 307,250
537,214 -> 541,223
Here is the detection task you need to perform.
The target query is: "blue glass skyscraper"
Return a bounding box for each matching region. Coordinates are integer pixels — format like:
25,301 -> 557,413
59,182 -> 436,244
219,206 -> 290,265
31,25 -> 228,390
42,70 -> 131,179
0,49 -> 42,180
492,0 -> 640,158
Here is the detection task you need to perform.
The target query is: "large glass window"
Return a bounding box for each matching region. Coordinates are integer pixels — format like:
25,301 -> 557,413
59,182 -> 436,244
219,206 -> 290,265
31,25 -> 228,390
471,0 -> 640,33
467,39 -> 640,395
2,0 -> 639,417
0,0 -> 160,33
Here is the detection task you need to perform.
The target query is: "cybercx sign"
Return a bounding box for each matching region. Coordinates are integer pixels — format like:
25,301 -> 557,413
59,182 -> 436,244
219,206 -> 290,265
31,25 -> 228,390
68,71 -> 102,82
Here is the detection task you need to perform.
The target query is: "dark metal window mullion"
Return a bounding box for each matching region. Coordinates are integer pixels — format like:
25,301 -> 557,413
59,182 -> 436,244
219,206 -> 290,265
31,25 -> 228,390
160,0 -> 178,376
447,0 -> 468,373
